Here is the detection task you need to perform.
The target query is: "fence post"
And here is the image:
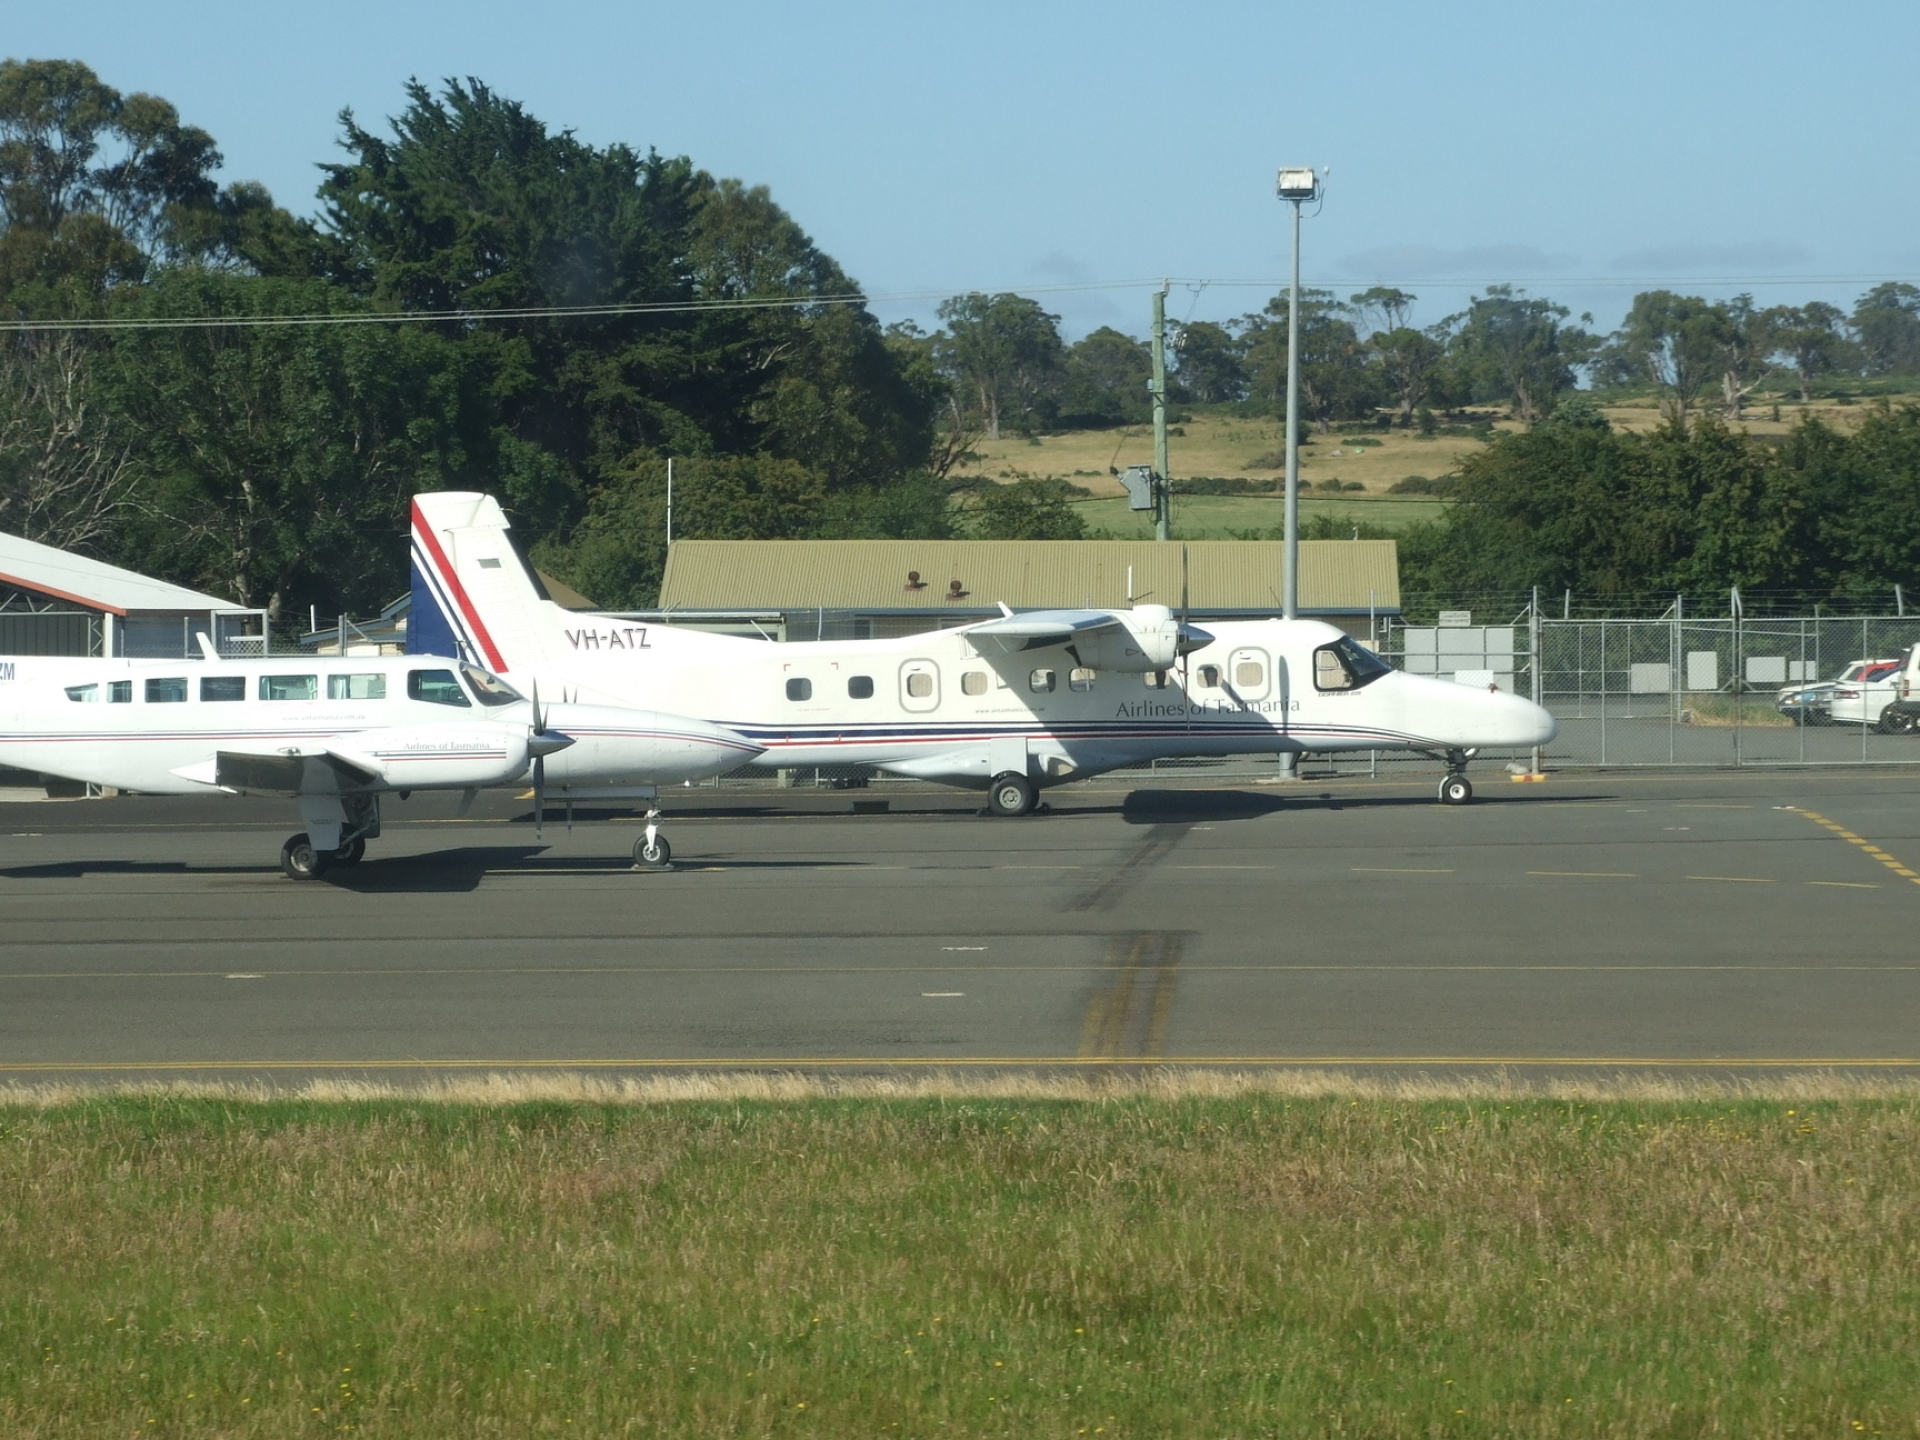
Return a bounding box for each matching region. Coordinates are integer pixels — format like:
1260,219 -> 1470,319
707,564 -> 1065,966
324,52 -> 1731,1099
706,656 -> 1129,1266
1529,587 -> 1543,774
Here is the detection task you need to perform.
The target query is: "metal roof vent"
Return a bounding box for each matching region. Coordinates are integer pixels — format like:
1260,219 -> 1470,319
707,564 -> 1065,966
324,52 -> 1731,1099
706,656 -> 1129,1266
947,579 -> 968,599
904,570 -> 926,591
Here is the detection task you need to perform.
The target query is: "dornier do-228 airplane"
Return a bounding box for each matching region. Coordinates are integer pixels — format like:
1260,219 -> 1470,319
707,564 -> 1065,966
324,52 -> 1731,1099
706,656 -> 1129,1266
0,650 -> 762,877
409,492 -> 1557,823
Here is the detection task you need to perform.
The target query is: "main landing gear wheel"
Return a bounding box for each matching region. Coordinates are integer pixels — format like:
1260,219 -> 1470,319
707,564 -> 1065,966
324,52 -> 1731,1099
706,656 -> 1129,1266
633,834 -> 672,869
332,837 -> 366,867
280,832 -> 329,881
988,771 -> 1038,817
1438,774 -> 1474,806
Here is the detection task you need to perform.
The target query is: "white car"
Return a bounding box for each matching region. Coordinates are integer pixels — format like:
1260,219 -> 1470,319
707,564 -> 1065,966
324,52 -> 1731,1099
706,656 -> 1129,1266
1827,658 -> 1907,728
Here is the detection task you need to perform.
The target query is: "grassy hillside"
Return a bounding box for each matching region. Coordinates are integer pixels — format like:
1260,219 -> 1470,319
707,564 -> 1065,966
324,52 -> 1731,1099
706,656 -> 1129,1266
964,388 -> 1920,541
4,1082 -> 1918,1437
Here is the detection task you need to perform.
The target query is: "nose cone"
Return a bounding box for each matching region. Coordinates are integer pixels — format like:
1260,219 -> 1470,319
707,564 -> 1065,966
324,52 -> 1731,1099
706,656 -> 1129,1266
1499,692 -> 1558,746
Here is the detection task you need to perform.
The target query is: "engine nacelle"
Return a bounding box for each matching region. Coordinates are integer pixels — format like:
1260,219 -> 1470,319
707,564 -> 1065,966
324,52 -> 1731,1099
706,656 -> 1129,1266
1071,606 -> 1182,672
335,722 -> 533,790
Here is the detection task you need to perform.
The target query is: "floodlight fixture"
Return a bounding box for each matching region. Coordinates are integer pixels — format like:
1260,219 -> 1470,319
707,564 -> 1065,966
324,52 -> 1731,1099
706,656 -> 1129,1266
1275,167 -> 1320,202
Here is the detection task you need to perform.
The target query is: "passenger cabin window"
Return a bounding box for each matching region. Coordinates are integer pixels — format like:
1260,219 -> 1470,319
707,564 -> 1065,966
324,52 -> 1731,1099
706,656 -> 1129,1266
905,672 -> 933,699
64,684 -> 97,703
145,677 -> 188,703
408,669 -> 471,707
108,681 -> 131,703
1029,668 -> 1056,693
961,670 -> 988,696
1196,665 -> 1221,688
847,675 -> 874,699
200,676 -> 245,702
1069,667 -> 1097,692
328,673 -> 387,700
1143,670 -> 1169,689
1235,659 -> 1265,689
786,677 -> 812,702
259,674 -> 317,701
1313,636 -> 1391,692
460,664 -> 520,707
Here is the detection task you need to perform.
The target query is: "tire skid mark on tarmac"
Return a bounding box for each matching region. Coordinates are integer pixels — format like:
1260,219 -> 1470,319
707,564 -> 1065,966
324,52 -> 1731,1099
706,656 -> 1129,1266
1076,931 -> 1186,1061
1068,823 -> 1191,912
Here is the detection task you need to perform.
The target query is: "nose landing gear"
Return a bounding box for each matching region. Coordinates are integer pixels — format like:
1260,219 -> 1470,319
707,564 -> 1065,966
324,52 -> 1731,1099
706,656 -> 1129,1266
1437,748 -> 1476,806
632,804 -> 673,869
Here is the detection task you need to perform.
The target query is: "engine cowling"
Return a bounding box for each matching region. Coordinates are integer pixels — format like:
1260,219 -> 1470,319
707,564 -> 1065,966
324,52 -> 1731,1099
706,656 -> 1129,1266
1070,606 -> 1182,672
333,722 -> 534,790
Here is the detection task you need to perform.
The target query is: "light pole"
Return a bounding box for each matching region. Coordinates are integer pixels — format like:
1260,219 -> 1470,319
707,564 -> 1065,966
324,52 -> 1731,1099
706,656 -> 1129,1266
1275,167 -> 1320,621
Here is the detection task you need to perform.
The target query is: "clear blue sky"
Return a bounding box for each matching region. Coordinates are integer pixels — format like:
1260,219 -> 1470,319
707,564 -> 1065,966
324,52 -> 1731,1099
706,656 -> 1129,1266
10,0 -> 1917,338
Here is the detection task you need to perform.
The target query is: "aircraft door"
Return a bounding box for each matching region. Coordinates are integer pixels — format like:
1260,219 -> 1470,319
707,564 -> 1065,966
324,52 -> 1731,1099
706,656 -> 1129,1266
899,658 -> 940,713
1228,647 -> 1270,701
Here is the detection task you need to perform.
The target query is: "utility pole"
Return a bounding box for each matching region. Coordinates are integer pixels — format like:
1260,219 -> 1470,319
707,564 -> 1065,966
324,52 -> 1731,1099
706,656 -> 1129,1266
1150,282 -> 1170,541
665,456 -> 674,547
1277,170 -> 1320,617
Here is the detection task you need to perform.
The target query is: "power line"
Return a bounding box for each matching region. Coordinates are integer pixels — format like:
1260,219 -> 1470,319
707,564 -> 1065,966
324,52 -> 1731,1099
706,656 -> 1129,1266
2,273 -> 1913,333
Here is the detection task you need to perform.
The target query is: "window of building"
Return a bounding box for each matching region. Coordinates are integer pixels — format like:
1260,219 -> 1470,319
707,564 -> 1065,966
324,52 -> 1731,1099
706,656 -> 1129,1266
905,672 -> 933,699
328,673 -> 388,701
259,674 -> 317,702
1143,670 -> 1169,689
847,675 -> 874,699
961,670 -> 989,696
108,681 -> 131,703
64,684 -> 97,703
145,677 -> 188,703
1069,667 -> 1097,692
1313,636 -> 1392,692
1029,668 -> 1056,693
408,669 -> 471,707
1235,659 -> 1265,689
200,676 -> 246,702
1196,665 -> 1221,688
786,677 -> 812,701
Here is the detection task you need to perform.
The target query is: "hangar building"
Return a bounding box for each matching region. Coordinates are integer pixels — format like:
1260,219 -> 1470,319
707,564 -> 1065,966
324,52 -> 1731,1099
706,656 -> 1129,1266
0,530 -> 252,658
650,538 -> 1400,642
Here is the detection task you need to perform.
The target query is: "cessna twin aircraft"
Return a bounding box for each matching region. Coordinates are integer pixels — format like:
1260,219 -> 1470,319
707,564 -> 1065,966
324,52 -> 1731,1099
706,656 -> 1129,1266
0,650 -> 761,877
408,492 -> 1557,831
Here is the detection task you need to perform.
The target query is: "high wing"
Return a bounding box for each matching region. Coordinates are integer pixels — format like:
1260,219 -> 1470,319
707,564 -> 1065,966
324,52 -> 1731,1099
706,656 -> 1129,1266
962,606 -> 1213,671
962,609 -> 1137,653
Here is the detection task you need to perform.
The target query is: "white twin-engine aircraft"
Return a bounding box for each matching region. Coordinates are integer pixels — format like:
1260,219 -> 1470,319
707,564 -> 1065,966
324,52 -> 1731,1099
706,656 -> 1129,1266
409,492 -> 1556,820
0,651 -> 762,877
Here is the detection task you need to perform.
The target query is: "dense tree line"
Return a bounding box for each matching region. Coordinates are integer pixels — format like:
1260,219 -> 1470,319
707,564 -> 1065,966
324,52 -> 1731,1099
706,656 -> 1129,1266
9,58 -> 1920,616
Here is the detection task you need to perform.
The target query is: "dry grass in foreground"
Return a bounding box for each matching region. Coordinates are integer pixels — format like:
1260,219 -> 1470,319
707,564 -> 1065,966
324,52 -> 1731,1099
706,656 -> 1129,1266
3,1081 -> 1918,1438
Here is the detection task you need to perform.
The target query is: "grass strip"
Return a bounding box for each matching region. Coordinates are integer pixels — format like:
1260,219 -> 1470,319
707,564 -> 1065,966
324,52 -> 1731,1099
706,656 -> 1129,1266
3,1075 -> 1917,1437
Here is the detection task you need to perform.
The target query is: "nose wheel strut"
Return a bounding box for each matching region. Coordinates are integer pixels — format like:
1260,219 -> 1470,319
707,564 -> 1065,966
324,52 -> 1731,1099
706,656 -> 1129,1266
632,805 -> 673,869
1437,748 -> 1475,806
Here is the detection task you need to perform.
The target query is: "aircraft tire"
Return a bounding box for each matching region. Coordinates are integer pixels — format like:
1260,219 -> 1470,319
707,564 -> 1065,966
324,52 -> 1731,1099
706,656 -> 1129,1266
634,835 -> 673,869
332,837 -> 366,866
280,833 -> 330,881
988,772 -> 1037,817
1438,775 -> 1473,806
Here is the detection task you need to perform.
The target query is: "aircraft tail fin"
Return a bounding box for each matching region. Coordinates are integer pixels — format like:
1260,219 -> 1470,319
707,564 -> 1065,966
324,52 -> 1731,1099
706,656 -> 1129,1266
409,492 -> 561,673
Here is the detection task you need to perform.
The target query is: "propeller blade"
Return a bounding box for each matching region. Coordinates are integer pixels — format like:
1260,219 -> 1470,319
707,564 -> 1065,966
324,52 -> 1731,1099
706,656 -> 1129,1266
530,678 -> 545,737
533,752 -> 545,841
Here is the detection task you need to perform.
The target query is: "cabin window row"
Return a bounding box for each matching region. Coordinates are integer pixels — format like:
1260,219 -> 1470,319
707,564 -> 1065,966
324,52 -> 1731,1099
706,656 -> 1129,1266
64,670 -> 476,707
781,658 -> 1296,701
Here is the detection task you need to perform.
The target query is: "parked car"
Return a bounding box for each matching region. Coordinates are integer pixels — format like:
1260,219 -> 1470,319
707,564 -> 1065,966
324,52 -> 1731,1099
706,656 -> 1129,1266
1779,659 -> 1902,725
1828,657 -> 1909,728
1869,645 -> 1920,734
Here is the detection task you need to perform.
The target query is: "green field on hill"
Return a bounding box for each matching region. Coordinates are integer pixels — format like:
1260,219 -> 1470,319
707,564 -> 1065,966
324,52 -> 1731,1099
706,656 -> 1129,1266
5,1083 -> 1918,1437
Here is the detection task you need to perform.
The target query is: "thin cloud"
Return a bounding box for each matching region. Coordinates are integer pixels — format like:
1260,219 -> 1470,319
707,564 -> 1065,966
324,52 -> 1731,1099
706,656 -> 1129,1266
1608,242 -> 1811,273
1028,249 -> 1096,284
1336,244 -> 1579,279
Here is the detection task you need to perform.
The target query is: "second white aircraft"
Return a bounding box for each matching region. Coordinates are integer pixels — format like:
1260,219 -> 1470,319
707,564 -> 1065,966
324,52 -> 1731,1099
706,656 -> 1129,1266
409,492 -> 1556,832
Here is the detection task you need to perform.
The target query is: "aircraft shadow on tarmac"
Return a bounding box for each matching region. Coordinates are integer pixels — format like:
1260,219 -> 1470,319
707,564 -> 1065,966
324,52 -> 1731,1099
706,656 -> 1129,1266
1111,785 -> 1613,823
